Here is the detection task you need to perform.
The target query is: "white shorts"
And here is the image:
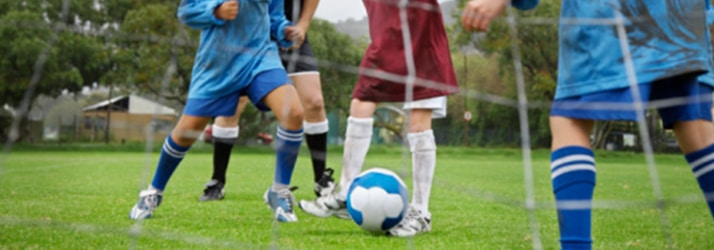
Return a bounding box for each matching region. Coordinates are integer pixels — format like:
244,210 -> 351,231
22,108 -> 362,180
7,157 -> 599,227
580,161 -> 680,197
402,96 -> 447,119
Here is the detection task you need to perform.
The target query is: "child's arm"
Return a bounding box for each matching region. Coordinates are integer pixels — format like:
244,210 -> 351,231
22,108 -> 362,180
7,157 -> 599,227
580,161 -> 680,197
177,0 -> 238,29
291,0 -> 319,45
461,0 -> 539,32
268,0 -> 294,49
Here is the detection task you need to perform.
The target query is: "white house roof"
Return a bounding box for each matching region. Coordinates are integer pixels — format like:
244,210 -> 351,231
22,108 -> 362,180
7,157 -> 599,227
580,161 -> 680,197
82,94 -> 178,116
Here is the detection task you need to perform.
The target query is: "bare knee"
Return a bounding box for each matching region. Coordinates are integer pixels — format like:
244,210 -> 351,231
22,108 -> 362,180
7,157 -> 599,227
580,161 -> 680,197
278,105 -> 304,130
302,95 -> 325,115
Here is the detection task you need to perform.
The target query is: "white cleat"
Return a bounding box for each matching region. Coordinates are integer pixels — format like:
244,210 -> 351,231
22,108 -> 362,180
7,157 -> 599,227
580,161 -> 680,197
387,206 -> 431,237
264,188 -> 298,222
129,189 -> 163,220
299,192 -> 350,219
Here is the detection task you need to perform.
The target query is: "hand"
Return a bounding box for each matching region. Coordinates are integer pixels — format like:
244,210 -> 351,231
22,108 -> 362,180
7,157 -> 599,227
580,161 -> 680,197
283,26 -> 304,50
461,0 -> 509,32
214,0 -> 239,21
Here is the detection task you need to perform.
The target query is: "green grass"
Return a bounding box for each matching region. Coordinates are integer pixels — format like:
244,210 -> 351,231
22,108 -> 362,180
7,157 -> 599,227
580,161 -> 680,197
1,146 -> 713,249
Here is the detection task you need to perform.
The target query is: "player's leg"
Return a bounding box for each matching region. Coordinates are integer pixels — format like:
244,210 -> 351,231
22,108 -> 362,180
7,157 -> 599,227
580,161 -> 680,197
549,116 -> 596,249
299,98 -> 377,219
130,114 -> 212,219
247,68 -> 304,222
292,73 -> 334,197
656,77 -> 714,219
338,99 -> 378,197
200,96 -> 249,202
130,92 -> 241,220
676,120 -> 714,217
388,97 -> 445,237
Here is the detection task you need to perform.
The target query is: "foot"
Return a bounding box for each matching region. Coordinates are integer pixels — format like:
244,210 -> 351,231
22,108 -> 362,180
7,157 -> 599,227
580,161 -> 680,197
199,179 -> 225,202
129,188 -> 163,220
314,168 -> 336,197
298,192 -> 350,219
387,206 -> 431,237
263,188 -> 298,222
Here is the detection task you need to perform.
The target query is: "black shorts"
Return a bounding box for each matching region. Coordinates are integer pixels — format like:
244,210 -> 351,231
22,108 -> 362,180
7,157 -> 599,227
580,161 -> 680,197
280,36 -> 319,75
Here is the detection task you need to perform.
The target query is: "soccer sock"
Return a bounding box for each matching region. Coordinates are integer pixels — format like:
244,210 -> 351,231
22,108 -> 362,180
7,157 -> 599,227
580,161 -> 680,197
685,143 -> 714,218
304,120 -> 328,183
211,125 -> 239,184
408,130 -> 436,218
150,136 -> 190,191
337,117 -> 373,199
551,146 -> 596,250
272,126 -> 303,191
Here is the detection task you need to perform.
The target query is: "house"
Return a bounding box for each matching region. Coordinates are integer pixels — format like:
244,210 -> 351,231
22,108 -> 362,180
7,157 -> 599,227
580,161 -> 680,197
80,94 -> 178,143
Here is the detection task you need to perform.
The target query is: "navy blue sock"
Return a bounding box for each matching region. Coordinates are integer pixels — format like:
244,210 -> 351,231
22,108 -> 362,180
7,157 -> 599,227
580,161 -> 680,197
150,136 -> 190,191
273,126 -> 303,188
685,143 -> 714,218
551,146 -> 596,250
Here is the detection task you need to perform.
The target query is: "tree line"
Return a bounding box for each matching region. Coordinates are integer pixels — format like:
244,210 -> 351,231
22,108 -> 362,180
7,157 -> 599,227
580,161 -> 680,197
0,0 -> 686,150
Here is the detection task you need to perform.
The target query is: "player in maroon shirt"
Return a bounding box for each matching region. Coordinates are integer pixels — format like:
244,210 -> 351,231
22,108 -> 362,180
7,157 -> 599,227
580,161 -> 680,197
299,0 -> 458,237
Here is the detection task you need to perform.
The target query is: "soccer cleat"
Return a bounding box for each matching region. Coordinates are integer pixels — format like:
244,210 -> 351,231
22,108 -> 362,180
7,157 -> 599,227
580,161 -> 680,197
129,188 -> 163,220
199,179 -> 225,202
387,206 -> 432,237
298,192 -> 350,219
264,188 -> 298,222
314,168 -> 336,197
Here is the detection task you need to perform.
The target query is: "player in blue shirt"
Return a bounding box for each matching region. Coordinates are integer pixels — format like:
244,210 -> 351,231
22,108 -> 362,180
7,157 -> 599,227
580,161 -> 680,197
129,0 -> 305,223
463,1 -> 714,249
198,0 -> 335,203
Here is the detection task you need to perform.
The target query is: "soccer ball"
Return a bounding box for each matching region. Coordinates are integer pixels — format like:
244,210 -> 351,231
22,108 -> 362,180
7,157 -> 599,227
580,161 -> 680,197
346,168 -> 409,234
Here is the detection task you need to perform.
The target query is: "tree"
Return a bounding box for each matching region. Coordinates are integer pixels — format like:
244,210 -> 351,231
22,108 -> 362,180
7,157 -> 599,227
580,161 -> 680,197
308,19 -> 365,113
115,3 -> 196,106
449,0 -> 559,147
0,0 -> 138,143
0,10 -> 85,142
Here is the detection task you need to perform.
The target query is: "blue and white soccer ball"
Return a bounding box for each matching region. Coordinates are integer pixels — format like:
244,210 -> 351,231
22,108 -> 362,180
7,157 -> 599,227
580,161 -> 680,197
346,168 -> 409,234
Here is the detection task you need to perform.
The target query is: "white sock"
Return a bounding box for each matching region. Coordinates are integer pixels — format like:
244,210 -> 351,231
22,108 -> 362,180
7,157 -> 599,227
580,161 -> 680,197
408,130 -> 436,218
337,117 -> 373,199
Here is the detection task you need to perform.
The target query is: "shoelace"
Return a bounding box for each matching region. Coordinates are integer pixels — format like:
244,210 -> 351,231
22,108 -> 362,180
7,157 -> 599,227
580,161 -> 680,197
142,194 -> 160,209
316,168 -> 335,187
276,189 -> 295,212
400,208 -> 426,229
318,194 -> 345,209
204,185 -> 221,196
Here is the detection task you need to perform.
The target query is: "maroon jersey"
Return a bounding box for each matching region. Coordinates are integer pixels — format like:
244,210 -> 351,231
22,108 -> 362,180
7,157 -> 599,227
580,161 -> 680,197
352,0 -> 459,102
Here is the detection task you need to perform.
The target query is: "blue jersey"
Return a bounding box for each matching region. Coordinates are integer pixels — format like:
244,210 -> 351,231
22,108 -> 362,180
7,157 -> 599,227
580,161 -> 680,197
699,0 -> 714,85
555,1 -> 711,99
177,0 -> 293,99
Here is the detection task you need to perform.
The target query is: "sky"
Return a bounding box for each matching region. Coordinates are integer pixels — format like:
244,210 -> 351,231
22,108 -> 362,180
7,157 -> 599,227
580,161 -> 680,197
314,1 -> 367,22
314,0 -> 451,23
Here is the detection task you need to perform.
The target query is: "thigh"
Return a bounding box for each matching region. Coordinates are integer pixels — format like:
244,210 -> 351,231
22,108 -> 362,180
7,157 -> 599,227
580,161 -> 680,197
292,73 -> 323,101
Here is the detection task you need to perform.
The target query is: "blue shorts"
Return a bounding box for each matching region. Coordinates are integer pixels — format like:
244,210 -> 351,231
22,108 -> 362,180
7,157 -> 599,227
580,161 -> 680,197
183,68 -> 291,117
551,73 -> 713,129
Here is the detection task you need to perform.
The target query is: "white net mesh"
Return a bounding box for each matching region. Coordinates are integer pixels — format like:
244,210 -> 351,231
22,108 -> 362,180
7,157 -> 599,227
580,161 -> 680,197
1,0 -> 713,249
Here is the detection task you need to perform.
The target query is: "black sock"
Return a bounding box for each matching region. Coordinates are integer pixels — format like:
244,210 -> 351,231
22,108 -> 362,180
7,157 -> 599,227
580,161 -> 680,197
211,138 -> 235,184
305,132 -> 327,183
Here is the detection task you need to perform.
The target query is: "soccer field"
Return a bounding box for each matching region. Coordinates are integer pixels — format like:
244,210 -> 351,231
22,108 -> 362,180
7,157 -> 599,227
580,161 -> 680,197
1,147 -> 713,249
